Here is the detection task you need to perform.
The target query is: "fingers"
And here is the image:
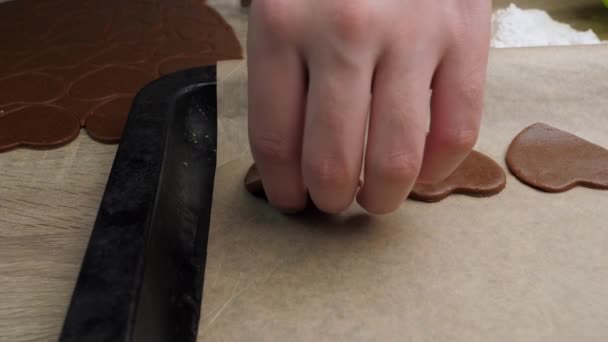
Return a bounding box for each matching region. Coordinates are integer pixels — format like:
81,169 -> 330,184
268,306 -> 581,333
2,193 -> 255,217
247,4 -> 307,212
357,48 -> 437,214
247,0 -> 492,215
301,58 -> 374,214
417,5 -> 492,184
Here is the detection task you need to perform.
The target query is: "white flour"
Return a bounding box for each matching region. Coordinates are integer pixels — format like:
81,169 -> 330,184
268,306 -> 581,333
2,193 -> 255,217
491,4 -> 601,48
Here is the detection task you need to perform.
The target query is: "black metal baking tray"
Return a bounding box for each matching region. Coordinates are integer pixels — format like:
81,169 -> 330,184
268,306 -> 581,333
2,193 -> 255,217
59,66 -> 218,342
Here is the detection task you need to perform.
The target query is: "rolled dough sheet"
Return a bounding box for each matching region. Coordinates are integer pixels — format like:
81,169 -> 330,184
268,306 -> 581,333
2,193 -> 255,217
0,0 -> 241,151
200,46 -> 608,341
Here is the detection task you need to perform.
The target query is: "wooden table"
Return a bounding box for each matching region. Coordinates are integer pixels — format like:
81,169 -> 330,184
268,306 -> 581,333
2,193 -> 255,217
0,136 -> 116,340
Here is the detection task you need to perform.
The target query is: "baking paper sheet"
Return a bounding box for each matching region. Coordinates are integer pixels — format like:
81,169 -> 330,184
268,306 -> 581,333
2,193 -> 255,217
199,45 -> 608,341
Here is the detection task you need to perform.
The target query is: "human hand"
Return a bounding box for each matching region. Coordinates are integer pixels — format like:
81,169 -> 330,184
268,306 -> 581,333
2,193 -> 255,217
247,0 -> 492,214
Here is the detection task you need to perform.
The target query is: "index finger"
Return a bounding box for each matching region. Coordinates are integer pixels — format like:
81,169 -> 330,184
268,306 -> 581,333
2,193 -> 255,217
247,7 -> 308,212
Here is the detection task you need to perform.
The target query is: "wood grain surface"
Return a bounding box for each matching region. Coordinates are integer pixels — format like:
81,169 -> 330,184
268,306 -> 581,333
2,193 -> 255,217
0,136 -> 115,341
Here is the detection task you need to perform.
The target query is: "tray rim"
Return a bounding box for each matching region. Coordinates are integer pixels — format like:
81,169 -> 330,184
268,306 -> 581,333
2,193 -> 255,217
59,66 -> 218,342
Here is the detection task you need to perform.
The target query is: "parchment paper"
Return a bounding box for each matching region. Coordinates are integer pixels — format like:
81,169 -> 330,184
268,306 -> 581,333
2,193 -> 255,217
199,45 -> 608,341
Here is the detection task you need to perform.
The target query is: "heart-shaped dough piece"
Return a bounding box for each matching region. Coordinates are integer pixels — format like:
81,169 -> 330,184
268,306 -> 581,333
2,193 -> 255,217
506,123 -> 608,192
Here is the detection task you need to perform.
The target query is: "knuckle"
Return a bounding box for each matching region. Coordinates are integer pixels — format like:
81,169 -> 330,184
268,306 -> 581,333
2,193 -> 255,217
445,8 -> 474,44
453,59 -> 486,111
446,19 -> 468,43
374,152 -> 421,183
459,80 -> 485,112
305,156 -> 351,189
252,0 -> 294,38
438,128 -> 478,152
251,133 -> 298,164
329,1 -> 373,45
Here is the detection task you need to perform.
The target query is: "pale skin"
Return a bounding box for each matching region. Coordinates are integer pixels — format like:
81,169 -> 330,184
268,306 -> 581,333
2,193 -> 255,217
248,0 -> 492,214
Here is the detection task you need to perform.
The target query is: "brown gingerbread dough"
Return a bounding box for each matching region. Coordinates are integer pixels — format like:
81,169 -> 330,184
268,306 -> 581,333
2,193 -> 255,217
0,0 -> 242,152
245,150 -> 506,205
506,123 -> 608,192
410,150 -> 506,203
0,105 -> 80,152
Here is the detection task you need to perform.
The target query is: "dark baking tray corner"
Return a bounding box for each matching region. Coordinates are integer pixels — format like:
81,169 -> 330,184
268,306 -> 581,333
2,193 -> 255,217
60,66 -> 218,342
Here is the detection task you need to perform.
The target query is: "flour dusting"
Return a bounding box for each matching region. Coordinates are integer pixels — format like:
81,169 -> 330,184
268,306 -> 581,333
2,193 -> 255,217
491,4 -> 601,48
